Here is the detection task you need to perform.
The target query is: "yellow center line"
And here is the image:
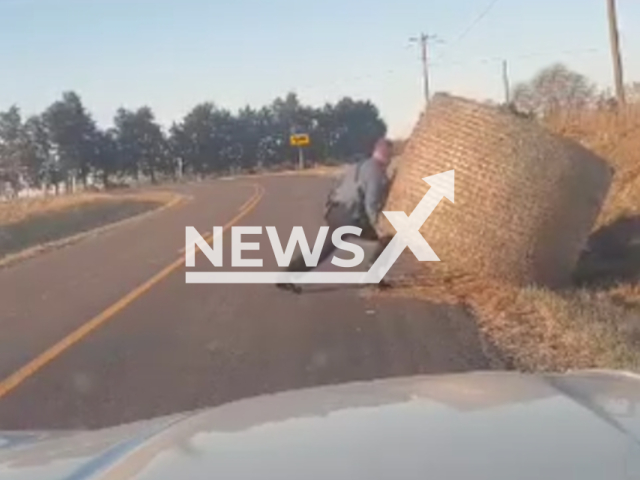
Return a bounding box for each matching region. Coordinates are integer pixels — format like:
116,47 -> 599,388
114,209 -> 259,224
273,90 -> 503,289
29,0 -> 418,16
177,182 -> 264,255
0,183 -> 265,400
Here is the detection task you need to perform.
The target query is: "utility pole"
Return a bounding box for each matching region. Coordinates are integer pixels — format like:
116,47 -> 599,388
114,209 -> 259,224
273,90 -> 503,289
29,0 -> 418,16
607,0 -> 626,105
502,60 -> 511,104
410,33 -> 435,107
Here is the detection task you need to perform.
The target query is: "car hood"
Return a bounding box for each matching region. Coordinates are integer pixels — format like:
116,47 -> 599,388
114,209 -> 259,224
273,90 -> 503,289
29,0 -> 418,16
1,370 -> 640,480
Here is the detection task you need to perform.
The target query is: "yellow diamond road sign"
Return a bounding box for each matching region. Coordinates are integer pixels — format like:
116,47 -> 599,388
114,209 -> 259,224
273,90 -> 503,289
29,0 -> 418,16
290,134 -> 310,147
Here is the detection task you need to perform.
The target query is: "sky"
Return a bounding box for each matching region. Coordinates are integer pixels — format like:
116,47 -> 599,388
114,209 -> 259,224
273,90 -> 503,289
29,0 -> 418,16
0,0 -> 639,137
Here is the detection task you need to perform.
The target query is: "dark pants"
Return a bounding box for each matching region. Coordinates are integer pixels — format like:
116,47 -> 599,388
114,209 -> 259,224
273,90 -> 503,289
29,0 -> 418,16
287,204 -> 393,273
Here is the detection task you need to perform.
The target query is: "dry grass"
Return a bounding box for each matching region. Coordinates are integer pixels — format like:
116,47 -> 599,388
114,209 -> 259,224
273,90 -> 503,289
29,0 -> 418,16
486,286 -> 640,372
547,105 -> 640,225
390,270 -> 640,372
0,190 -> 177,260
0,191 -> 176,226
0,193 -> 109,226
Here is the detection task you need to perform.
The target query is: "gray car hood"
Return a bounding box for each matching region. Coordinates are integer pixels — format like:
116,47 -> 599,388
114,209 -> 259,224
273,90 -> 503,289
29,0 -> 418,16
2,370 -> 640,480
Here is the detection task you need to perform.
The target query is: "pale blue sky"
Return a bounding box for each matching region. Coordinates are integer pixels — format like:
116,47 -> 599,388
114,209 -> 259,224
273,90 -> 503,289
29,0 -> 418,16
1,0 -> 639,137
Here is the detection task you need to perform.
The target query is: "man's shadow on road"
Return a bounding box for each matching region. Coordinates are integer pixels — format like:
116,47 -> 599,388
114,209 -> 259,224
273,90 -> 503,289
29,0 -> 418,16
301,284 -> 370,294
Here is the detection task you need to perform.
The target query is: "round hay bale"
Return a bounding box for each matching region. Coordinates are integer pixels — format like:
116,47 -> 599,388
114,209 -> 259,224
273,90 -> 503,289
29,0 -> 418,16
383,94 -> 613,288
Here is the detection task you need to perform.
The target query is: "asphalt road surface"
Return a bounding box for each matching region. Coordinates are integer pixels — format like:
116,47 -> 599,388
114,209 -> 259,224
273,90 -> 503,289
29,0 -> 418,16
0,173 -> 492,430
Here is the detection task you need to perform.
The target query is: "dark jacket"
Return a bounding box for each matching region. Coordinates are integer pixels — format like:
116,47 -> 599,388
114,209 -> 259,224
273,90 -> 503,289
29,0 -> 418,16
326,157 -> 391,229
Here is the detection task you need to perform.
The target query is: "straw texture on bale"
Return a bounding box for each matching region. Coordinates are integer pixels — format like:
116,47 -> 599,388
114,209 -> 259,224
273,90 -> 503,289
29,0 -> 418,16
383,94 -> 613,287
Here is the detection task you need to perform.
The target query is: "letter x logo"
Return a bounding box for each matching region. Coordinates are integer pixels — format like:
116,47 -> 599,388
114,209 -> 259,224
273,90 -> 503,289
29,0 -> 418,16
362,170 -> 455,283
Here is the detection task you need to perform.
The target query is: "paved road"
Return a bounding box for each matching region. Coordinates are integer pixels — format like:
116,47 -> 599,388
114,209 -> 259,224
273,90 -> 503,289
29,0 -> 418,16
0,174 -> 492,430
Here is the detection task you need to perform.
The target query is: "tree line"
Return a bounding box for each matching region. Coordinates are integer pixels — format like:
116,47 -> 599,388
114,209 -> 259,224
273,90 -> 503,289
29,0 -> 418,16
0,92 -> 387,193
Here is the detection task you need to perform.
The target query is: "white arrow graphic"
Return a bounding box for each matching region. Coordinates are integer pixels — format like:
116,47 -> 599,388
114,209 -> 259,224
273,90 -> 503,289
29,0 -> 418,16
361,169 -> 455,283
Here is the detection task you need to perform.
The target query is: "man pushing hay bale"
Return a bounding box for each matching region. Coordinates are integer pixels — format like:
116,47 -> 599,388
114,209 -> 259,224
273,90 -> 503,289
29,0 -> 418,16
383,94 -> 613,288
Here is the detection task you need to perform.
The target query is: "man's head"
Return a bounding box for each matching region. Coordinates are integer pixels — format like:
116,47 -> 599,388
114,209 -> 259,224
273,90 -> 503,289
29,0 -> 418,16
372,138 -> 393,165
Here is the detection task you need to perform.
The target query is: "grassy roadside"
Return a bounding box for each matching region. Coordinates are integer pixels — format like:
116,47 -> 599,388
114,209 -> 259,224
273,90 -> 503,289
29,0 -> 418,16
387,271 -> 640,372
388,106 -> 640,373
0,192 -> 176,260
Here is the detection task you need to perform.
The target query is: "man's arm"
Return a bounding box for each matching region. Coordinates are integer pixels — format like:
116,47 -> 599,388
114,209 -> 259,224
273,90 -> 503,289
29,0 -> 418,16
362,165 -> 389,229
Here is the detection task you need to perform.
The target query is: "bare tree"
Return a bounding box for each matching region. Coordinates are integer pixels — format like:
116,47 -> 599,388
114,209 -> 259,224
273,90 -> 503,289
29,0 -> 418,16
512,63 -> 596,117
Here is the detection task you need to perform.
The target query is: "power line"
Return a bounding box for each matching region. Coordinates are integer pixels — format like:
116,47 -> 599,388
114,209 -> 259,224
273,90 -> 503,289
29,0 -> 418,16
295,47 -> 603,94
430,47 -> 603,69
451,0 -> 501,46
432,0 -> 501,67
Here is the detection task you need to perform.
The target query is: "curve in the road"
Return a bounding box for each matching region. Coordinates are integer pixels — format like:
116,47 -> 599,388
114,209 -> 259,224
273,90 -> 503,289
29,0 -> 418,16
0,192 -> 188,270
0,183 -> 265,400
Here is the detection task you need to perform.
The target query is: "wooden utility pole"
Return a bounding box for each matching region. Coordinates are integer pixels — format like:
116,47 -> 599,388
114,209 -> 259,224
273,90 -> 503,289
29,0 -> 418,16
607,0 -> 626,105
502,60 -> 511,104
410,33 -> 434,107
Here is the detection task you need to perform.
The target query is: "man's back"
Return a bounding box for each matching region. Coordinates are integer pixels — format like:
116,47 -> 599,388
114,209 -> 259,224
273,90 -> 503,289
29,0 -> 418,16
328,157 -> 390,228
